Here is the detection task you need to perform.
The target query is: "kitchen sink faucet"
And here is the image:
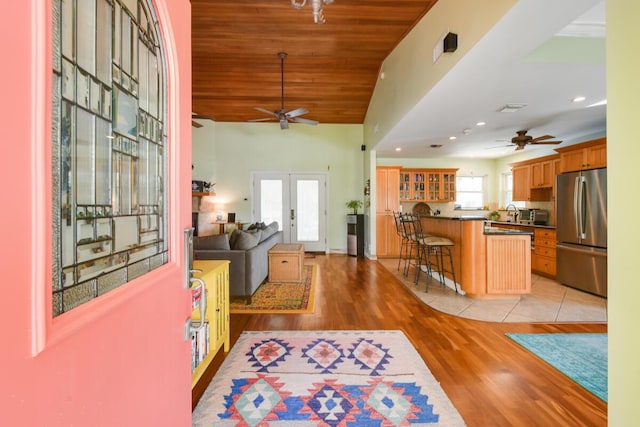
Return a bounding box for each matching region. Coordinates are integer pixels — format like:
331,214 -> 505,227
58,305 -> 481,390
505,204 -> 519,223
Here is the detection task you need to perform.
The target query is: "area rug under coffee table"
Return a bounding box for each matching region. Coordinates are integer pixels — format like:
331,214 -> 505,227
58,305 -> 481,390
230,264 -> 317,314
192,330 -> 465,426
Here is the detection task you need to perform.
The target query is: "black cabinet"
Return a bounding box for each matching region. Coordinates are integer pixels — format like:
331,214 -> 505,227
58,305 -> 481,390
347,214 -> 364,257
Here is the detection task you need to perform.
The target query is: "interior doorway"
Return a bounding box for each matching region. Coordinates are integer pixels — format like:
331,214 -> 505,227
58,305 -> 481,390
252,172 -> 327,252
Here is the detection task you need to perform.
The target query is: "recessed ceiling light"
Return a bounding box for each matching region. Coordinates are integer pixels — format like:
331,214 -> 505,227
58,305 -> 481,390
395,147 -> 402,152
572,96 -> 586,103
476,121 -> 486,126
449,136 -> 457,140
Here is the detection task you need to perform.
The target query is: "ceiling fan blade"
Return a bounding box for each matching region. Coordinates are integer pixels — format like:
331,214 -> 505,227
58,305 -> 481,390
192,114 -> 215,121
254,107 -> 278,117
486,144 -> 511,150
192,120 -> 203,128
285,107 -> 309,118
531,140 -> 562,145
248,117 -> 276,122
531,134 -> 555,142
290,117 -> 319,126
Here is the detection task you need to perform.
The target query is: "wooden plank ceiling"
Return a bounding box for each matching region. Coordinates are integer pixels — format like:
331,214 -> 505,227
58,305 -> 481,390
191,0 -> 438,125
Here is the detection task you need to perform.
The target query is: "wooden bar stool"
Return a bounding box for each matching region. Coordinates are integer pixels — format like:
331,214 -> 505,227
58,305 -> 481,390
393,212 -> 412,274
413,214 -> 459,293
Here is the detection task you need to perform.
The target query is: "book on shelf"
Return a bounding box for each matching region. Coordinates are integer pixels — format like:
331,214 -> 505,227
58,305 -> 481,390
190,320 -> 210,372
191,283 -> 203,311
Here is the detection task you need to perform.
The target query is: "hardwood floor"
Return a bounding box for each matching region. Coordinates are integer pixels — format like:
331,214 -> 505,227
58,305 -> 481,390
193,254 -> 607,426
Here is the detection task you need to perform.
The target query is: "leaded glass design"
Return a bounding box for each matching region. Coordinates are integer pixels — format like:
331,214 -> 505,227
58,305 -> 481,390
52,0 -> 168,316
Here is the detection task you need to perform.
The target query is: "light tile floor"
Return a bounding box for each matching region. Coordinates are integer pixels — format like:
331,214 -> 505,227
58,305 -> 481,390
378,258 -> 608,323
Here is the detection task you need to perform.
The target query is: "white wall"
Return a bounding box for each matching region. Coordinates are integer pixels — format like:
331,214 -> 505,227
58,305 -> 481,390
192,121 -> 365,253
363,0 -> 515,146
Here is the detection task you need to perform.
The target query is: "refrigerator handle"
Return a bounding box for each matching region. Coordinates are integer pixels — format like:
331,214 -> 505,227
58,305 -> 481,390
573,176 -> 581,239
579,176 -> 587,239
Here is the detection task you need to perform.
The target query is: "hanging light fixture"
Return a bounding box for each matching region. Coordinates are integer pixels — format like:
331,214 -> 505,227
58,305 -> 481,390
291,0 -> 334,24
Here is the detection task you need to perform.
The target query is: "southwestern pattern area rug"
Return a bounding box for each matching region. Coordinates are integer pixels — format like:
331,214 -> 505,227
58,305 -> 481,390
230,264 -> 317,314
192,330 -> 465,426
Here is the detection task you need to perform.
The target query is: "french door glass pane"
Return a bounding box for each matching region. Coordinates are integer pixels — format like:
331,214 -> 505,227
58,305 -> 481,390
260,180 -> 283,228
296,180 -> 319,241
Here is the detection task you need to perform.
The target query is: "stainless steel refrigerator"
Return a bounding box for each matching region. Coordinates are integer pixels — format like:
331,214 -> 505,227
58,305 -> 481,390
556,168 -> 607,297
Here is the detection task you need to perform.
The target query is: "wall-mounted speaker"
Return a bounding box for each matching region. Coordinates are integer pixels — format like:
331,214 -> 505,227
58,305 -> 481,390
444,32 -> 458,53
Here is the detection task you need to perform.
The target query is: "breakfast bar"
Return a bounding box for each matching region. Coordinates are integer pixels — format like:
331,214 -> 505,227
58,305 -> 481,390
418,216 -> 533,298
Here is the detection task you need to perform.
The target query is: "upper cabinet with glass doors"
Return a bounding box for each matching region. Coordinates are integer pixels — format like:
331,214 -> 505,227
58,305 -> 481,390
426,169 -> 457,202
399,170 -> 426,201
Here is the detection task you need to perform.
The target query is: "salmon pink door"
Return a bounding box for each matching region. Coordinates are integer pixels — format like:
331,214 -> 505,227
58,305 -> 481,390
0,0 -> 194,425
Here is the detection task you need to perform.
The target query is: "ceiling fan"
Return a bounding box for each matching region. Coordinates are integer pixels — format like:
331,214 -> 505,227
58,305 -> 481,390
192,113 -> 215,128
510,130 -> 562,151
249,52 -> 319,130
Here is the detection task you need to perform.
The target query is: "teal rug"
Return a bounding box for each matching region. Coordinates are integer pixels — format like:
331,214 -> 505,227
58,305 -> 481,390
506,333 -> 607,402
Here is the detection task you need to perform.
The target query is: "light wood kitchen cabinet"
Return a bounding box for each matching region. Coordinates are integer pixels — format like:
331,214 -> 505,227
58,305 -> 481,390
531,159 -> 554,187
532,228 -> 557,278
552,157 -> 561,200
486,234 -> 531,295
556,137 -> 606,173
492,223 -> 556,278
399,169 -> 426,202
512,164 -> 530,201
426,169 -> 457,202
511,155 -> 559,202
376,166 -> 401,257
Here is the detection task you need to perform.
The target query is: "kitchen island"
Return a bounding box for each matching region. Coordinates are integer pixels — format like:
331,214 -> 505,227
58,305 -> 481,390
418,216 -> 532,298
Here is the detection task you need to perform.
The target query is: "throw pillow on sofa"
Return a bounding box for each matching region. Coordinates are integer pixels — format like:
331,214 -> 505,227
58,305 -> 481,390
259,225 -> 276,242
230,229 -> 261,250
247,222 -> 267,231
258,221 -> 279,242
193,233 -> 231,250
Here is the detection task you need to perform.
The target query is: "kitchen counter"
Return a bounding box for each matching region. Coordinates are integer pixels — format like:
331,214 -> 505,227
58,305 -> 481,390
417,216 -> 531,298
487,220 -> 556,230
484,226 -> 533,236
422,215 -> 487,221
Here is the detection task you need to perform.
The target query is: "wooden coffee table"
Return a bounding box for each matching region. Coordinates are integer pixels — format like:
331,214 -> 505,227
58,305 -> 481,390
268,243 -> 305,282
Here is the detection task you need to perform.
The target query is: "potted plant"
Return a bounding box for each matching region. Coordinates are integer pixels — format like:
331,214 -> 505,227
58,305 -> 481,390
489,210 -> 500,221
345,199 -> 363,214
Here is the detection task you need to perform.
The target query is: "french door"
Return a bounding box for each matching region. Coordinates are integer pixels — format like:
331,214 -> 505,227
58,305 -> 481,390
252,172 -> 327,252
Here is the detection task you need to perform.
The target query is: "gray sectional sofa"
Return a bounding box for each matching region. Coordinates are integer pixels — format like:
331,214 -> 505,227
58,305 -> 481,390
193,222 -> 282,304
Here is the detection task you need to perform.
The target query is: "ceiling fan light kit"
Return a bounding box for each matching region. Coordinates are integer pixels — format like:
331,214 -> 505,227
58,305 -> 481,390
249,52 -> 319,130
291,0 -> 334,24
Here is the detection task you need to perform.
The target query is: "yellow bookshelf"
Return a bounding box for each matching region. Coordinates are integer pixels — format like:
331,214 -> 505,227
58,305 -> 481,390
190,260 -> 230,389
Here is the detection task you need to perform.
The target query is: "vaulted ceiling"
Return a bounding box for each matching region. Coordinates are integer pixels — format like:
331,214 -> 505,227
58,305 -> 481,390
191,0 -> 607,159
191,0 -> 437,125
